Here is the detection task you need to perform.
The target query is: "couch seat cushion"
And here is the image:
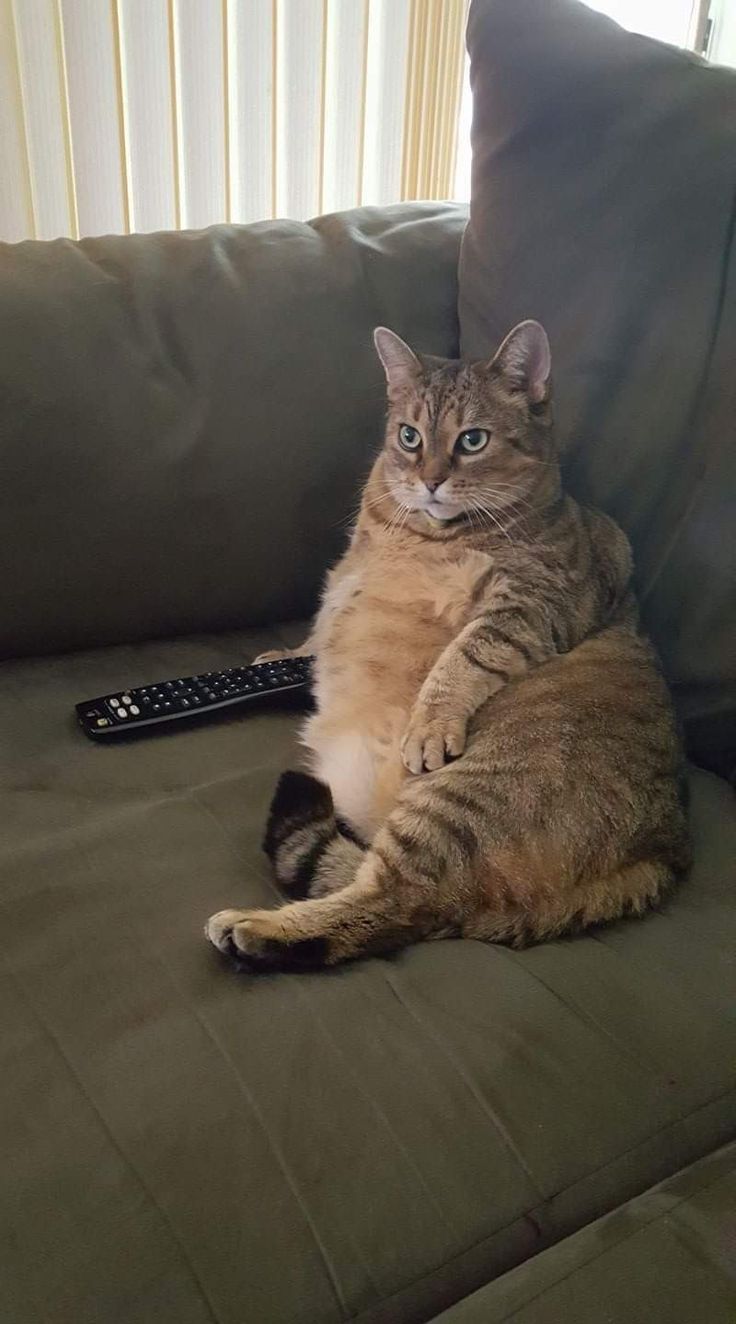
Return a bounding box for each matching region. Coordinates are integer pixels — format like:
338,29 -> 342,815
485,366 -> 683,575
1,629 -> 735,1323
432,1142 -> 736,1322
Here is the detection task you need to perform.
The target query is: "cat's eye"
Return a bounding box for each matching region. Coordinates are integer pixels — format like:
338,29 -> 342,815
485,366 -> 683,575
398,424 -> 422,451
457,428 -> 490,454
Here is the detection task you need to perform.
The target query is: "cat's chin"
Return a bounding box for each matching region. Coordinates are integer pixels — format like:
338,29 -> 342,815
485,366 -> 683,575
422,503 -> 465,527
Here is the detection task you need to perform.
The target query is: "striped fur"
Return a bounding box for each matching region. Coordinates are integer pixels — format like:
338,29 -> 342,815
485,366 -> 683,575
262,771 -> 365,900
206,322 -> 691,970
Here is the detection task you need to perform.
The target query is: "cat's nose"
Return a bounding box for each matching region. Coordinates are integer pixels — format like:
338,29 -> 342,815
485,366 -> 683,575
424,478 -> 442,494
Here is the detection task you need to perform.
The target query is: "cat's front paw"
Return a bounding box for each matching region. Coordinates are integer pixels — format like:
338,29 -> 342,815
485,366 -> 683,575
252,648 -> 293,665
401,704 -> 468,774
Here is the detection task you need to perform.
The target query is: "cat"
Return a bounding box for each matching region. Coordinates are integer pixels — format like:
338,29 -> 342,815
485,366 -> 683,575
206,320 -> 691,970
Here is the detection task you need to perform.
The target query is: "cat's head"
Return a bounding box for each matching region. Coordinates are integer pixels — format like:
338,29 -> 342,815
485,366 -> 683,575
372,321 -> 557,528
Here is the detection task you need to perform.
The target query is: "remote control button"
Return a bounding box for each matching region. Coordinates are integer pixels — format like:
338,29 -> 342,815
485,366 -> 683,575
109,697 -> 120,708
153,703 -> 161,712
116,708 -> 128,719
130,705 -> 140,715
181,698 -> 190,708
122,694 -> 133,705
142,696 -> 151,704
95,718 -> 110,727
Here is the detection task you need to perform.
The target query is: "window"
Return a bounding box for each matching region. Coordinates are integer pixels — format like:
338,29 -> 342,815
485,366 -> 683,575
0,0 -> 468,243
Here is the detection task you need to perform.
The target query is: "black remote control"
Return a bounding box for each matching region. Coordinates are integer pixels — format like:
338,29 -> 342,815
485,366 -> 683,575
75,655 -> 314,740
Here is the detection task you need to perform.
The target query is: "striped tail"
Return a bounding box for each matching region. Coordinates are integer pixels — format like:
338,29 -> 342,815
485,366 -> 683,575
263,771 -> 365,899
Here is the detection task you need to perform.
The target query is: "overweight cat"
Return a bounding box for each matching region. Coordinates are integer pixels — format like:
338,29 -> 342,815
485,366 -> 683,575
206,320 -> 690,969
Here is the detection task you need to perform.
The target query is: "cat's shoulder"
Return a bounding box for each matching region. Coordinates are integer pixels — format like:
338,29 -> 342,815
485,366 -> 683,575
575,501 -> 634,601
578,501 -> 632,563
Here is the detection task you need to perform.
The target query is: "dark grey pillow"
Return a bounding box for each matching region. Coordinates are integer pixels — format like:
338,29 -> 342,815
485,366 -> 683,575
459,0 -> 736,777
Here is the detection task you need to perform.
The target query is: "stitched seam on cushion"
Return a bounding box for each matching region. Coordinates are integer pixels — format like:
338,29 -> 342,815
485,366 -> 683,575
1,962 -> 223,1324
482,1165 -> 736,1324
382,970 -> 545,1204
349,1087 -> 736,1323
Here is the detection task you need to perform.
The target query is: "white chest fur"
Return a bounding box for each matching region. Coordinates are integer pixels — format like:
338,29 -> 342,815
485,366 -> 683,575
303,544 -> 496,836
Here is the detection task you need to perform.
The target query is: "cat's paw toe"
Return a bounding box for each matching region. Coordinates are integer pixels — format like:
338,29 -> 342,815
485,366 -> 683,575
401,712 -> 467,774
205,908 -> 281,967
205,908 -> 250,955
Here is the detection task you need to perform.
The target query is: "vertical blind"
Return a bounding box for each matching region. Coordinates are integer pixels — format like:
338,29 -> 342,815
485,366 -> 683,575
0,0 -> 468,243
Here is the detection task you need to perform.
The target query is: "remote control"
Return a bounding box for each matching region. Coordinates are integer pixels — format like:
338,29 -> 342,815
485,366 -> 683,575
75,655 -> 314,740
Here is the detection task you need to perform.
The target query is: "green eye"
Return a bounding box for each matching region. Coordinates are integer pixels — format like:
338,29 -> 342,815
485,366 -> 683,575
398,424 -> 422,451
457,428 -> 490,454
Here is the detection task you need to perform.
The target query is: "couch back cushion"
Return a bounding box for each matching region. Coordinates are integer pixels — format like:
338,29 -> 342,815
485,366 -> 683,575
459,0 -> 736,775
0,203 -> 465,659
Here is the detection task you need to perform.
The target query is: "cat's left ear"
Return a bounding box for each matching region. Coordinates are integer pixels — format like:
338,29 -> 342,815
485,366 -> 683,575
373,327 -> 421,390
489,320 -> 551,404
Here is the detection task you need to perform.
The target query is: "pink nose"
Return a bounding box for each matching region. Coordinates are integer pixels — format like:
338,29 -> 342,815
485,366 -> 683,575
424,479 -> 442,494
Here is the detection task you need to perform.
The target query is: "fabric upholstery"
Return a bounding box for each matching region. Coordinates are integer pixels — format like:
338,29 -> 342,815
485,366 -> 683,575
433,1143 -> 736,1322
0,203 -> 465,661
459,0 -> 736,778
1,630 -> 734,1323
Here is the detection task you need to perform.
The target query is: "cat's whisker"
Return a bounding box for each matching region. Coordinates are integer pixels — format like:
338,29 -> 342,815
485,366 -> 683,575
338,480 -> 398,530
477,484 -> 537,514
384,496 -> 411,538
394,502 -> 414,537
468,498 -> 515,543
362,481 -> 396,504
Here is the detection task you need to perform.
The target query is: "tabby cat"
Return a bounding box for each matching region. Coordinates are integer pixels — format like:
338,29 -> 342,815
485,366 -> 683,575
206,320 -> 690,969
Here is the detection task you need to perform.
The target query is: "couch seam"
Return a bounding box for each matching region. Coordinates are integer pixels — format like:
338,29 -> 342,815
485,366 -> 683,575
348,1087 -> 736,1323
1,961 -> 223,1324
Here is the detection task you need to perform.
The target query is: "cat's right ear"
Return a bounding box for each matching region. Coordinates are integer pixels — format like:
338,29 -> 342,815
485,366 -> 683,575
373,327 -> 421,390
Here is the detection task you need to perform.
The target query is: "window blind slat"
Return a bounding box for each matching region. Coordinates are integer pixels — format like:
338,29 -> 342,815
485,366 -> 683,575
275,0 -> 324,220
0,0 -> 34,241
228,0 -> 273,224
322,0 -> 369,215
173,0 -> 227,229
361,0 -> 411,207
59,0 -> 127,237
12,0 -> 73,240
118,0 -> 176,234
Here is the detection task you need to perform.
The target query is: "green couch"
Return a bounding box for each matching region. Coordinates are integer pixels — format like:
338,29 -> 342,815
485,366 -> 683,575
2,4 -> 735,1320
2,199 -> 734,1324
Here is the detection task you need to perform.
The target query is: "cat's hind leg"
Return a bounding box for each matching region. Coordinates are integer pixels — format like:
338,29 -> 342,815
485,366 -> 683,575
206,850 -> 454,970
206,770 -> 470,970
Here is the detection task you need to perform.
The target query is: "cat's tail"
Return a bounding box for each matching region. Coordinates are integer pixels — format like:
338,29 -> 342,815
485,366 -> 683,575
263,770 -> 366,899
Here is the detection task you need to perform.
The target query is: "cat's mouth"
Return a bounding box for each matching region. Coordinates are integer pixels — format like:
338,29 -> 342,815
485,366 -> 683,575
422,498 -> 465,525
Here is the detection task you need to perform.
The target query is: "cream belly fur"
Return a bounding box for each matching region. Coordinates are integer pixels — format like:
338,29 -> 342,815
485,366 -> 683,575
302,542 -> 494,839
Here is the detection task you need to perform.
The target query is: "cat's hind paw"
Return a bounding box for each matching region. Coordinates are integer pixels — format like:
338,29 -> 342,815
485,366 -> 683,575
205,907 -> 328,971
